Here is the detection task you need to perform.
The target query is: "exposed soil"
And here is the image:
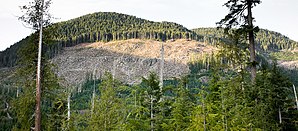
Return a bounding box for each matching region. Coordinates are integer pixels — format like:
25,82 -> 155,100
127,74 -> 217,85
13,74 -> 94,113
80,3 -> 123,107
51,39 -> 217,85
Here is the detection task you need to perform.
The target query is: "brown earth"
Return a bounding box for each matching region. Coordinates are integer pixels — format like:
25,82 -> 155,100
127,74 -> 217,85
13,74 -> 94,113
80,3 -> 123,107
278,60 -> 298,69
51,39 -> 217,85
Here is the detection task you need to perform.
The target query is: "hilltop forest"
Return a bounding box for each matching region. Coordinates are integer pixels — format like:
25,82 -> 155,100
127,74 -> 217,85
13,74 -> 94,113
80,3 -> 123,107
0,9 -> 298,131
1,12 -> 297,67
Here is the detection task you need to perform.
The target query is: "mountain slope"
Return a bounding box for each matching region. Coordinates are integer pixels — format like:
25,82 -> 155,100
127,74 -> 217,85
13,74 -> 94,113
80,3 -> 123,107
52,39 -> 215,85
53,12 -> 192,43
192,28 -> 298,51
0,12 -> 199,68
0,12 -> 298,84
1,12 -> 297,68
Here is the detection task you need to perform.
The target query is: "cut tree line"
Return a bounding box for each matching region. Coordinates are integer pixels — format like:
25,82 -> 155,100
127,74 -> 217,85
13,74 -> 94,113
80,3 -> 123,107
0,0 -> 298,130
1,12 -> 298,68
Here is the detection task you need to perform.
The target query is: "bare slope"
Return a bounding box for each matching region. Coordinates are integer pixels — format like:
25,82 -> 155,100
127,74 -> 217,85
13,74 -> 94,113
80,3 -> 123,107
51,39 -> 216,85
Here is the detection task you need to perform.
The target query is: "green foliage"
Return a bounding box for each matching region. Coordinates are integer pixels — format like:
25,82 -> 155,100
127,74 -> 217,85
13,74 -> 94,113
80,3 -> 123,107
0,71 -> 18,130
139,72 -> 162,130
10,31 -> 67,130
4,56 -> 297,130
256,29 -> 298,51
11,85 -> 35,130
71,76 -> 100,110
270,51 -> 298,61
125,109 -> 150,130
52,12 -> 192,43
217,0 -> 261,30
0,12 -> 203,68
1,2 -> 297,130
1,13 -> 297,68
280,67 -> 298,86
190,67 -> 229,131
193,28 -> 298,52
18,0 -> 53,30
163,77 -> 194,130
68,111 -> 90,131
123,84 -> 151,131
88,72 -> 126,130
251,63 -> 292,129
187,47 -> 297,130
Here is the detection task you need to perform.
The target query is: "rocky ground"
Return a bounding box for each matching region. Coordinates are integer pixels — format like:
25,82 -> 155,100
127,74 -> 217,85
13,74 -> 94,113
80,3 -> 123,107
51,39 -> 216,85
278,60 -> 298,69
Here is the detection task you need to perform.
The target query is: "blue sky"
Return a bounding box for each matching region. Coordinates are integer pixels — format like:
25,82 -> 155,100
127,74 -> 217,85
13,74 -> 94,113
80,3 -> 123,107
0,0 -> 297,51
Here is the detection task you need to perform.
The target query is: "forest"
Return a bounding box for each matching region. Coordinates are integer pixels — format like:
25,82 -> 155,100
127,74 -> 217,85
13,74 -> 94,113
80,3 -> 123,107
0,0 -> 298,130
1,41 -> 298,130
1,12 -> 297,68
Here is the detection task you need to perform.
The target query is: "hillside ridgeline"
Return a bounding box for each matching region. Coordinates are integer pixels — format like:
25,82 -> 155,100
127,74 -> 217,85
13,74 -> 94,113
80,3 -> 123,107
0,12 -> 297,68
0,12 -> 201,67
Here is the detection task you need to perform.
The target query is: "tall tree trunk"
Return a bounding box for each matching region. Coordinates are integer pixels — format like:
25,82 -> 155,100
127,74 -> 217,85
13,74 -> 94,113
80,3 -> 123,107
278,108 -> 282,124
247,0 -> 257,83
91,71 -> 96,115
35,0 -> 44,130
91,91 -> 95,115
16,86 -> 19,97
160,42 -> 164,90
293,85 -> 298,110
150,95 -> 154,131
203,102 -> 206,131
112,59 -> 116,79
67,93 -> 71,120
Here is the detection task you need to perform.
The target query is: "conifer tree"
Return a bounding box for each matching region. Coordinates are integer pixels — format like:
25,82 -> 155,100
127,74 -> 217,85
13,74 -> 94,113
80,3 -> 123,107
140,72 -> 162,131
217,0 -> 261,82
124,85 -> 150,130
89,72 -> 126,130
19,0 -> 53,130
12,32 -> 66,130
167,77 -> 193,130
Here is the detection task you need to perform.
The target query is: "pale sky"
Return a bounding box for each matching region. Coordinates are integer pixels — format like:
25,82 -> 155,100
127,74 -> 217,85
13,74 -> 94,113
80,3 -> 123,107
0,0 -> 297,51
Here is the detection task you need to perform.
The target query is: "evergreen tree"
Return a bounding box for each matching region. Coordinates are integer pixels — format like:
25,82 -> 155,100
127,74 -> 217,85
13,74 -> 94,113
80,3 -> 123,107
18,0 -> 53,130
88,72 -> 126,130
124,85 -> 151,130
251,62 -> 292,129
140,72 -> 162,131
11,32 -> 66,130
164,77 -> 194,130
217,0 -> 261,82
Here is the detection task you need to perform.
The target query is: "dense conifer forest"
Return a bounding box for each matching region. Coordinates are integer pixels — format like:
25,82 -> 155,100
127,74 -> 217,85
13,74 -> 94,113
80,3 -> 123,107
0,4 -> 298,130
1,12 -> 297,68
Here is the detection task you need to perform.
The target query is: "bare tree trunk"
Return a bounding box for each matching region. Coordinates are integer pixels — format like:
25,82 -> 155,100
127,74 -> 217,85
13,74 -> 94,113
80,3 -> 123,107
78,84 -> 82,93
91,91 -> 95,112
7,85 -> 10,94
4,100 -> 9,111
7,112 -> 13,119
247,0 -> 257,83
112,59 -> 116,79
160,42 -> 164,91
91,70 -> 96,115
4,100 -> 12,119
104,106 -> 107,131
67,93 -> 71,120
203,102 -> 206,131
16,86 -> 19,97
3,100 -> 12,119
293,85 -> 298,110
35,0 -> 44,130
278,108 -> 282,124
150,95 -> 154,131
134,89 -> 137,107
